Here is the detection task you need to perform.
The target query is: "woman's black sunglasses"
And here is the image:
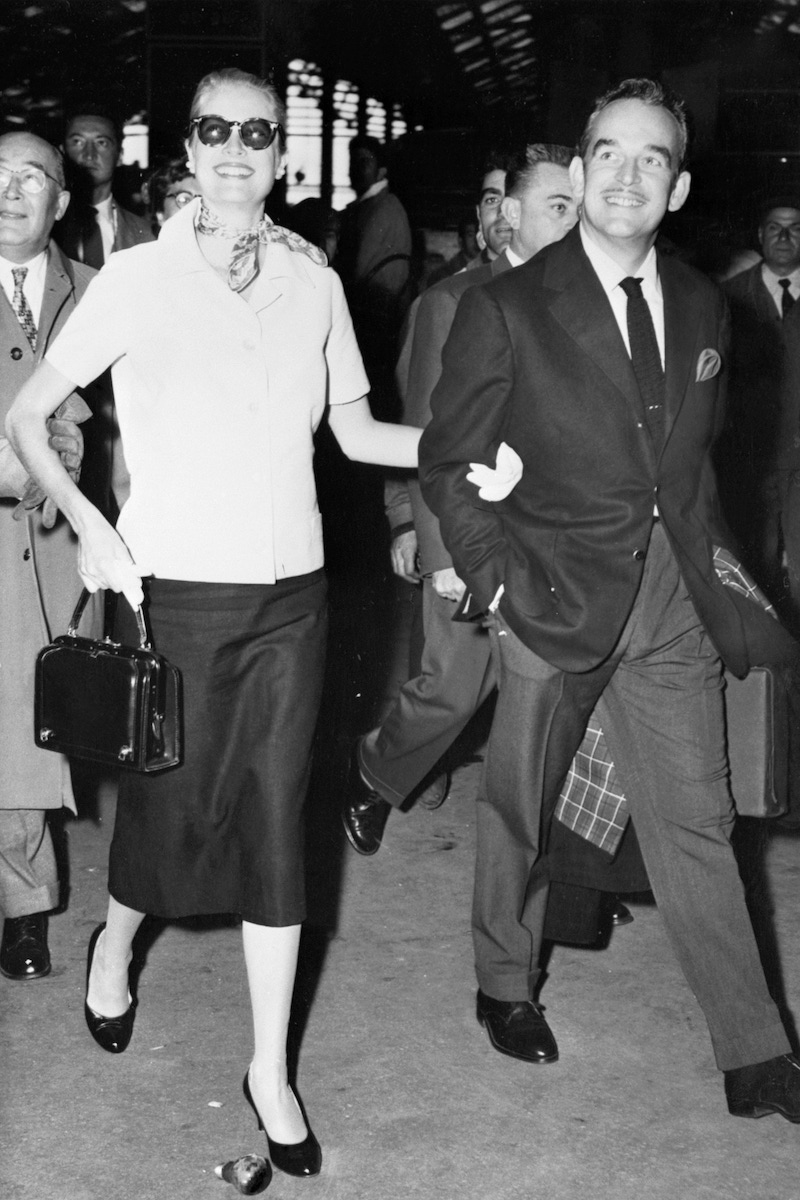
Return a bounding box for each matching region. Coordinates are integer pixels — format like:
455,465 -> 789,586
189,115 -> 284,150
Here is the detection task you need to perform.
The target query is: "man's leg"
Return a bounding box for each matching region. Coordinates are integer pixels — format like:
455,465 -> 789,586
473,611 -> 611,1000
360,580 -> 495,802
343,579 -> 495,854
0,808 -> 58,980
472,611 -> 611,1062
601,523 -> 789,1071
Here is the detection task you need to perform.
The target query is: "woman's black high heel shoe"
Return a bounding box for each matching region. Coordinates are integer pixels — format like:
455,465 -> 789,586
243,1070 -> 322,1178
84,923 -> 136,1054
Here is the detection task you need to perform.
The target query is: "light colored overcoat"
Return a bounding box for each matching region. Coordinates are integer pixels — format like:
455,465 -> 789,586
0,242 -> 97,812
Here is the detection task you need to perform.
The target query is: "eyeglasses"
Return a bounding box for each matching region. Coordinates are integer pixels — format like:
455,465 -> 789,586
165,189 -> 199,208
0,165 -> 61,195
189,116 -> 283,151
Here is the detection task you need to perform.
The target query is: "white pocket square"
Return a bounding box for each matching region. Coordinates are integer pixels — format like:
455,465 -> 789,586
696,348 -> 721,382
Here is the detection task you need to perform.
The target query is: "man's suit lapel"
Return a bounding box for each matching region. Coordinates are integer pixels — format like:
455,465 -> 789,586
660,253 -> 703,441
37,246 -> 75,361
543,230 -> 644,419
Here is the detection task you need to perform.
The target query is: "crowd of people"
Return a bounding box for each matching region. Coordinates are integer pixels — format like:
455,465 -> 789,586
3,64 -> 800,1187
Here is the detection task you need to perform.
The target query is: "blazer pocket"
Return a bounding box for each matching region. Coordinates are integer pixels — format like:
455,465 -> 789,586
504,545 -> 557,619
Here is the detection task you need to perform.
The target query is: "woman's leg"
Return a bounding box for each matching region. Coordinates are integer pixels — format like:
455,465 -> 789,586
86,895 -> 145,1017
242,920 -> 308,1144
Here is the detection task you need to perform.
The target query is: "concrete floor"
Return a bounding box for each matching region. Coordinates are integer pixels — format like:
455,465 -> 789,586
4,577 -> 800,1200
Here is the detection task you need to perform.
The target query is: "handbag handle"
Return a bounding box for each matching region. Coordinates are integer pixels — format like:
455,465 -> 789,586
66,588 -> 150,649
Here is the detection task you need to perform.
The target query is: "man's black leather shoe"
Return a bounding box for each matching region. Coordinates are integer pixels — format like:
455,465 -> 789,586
342,761 -> 392,856
0,913 -> 51,980
476,989 -> 559,1063
725,1053 -> 800,1121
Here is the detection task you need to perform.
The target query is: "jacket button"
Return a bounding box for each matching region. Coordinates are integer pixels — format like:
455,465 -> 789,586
10,347 -> 23,360
23,548 -> 31,561
632,549 -> 645,561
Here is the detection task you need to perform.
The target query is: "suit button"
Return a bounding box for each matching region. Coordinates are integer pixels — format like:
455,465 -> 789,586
10,347 -> 23,360
23,548 -> 31,561
632,549 -> 645,561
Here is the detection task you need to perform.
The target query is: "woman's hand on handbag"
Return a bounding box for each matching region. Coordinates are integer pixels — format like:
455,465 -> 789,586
78,510 -> 147,609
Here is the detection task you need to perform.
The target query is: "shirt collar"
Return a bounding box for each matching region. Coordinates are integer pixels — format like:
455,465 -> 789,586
159,198 -> 315,291
505,245 -> 525,268
762,261 -> 800,287
357,178 -> 388,204
0,246 -> 48,286
579,224 -> 660,299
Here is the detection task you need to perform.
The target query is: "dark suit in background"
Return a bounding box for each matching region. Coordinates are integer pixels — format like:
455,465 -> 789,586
719,261 -> 791,596
53,198 -> 153,268
53,200 -> 154,517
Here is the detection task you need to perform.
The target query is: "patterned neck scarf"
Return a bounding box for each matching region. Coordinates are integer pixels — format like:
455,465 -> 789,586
196,201 -> 327,291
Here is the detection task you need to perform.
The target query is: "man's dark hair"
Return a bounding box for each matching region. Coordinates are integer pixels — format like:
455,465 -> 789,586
578,77 -> 689,174
758,196 -> 800,227
477,149 -> 516,200
349,135 -> 387,169
64,102 -> 124,147
505,143 -> 573,198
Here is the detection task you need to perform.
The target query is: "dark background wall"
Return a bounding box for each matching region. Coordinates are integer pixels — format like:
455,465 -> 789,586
2,0 -> 800,257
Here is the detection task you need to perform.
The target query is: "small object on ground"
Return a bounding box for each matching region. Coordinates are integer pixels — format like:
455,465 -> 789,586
215,1154 -> 272,1194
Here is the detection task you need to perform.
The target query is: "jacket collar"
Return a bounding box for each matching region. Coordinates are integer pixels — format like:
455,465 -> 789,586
37,242 -> 80,358
157,199 -> 317,312
543,226 -> 705,457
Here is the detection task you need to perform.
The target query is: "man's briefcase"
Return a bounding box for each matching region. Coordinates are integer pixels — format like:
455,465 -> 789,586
34,590 -> 182,773
725,665 -> 788,818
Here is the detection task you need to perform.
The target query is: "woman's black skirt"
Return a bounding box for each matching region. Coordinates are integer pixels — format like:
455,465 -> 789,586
108,571 -> 327,926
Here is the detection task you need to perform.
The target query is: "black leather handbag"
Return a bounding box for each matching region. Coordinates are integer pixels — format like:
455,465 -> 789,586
34,590 -> 182,773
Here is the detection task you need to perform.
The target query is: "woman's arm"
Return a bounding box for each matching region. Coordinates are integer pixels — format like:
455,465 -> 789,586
6,361 -> 145,607
327,396 -> 421,468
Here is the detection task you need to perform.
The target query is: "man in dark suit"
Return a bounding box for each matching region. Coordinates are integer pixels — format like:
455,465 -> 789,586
419,78 -> 800,1119
55,105 -> 153,269
717,198 -> 800,601
344,144 -> 578,853
53,105 -> 154,517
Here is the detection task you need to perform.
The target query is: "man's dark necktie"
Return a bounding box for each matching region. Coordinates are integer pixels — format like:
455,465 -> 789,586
620,275 -> 665,452
779,277 -> 795,318
81,205 -> 105,269
11,266 -> 37,351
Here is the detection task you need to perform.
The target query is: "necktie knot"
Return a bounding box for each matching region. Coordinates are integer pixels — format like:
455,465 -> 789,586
620,275 -> 644,300
779,277 -> 795,318
12,266 -> 27,288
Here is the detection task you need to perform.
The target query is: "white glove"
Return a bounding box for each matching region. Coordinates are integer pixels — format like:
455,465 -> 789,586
466,441 -> 523,501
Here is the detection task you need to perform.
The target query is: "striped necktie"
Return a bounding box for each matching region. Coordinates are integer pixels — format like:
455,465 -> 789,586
11,267 -> 37,351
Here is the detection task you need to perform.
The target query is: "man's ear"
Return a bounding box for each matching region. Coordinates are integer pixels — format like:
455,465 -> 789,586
377,164 -> 388,183
568,156 -> 585,205
55,189 -> 70,223
501,195 -> 521,231
668,170 -> 691,213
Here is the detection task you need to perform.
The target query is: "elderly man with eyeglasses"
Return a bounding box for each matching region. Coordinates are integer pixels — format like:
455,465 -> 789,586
0,130 -> 99,981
